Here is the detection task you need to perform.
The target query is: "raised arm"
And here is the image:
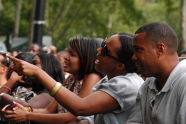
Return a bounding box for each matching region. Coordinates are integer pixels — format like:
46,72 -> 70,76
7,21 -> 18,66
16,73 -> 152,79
7,55 -> 119,116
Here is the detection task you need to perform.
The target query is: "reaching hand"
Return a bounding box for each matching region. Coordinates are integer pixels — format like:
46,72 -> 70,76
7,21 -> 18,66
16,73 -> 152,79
7,55 -> 40,77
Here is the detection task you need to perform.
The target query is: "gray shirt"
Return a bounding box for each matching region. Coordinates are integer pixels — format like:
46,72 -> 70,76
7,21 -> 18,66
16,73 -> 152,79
93,73 -> 144,124
128,59 -> 186,124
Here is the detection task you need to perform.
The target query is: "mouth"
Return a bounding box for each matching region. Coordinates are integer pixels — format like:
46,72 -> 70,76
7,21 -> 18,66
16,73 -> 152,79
135,62 -> 143,72
63,61 -> 69,68
95,59 -> 100,64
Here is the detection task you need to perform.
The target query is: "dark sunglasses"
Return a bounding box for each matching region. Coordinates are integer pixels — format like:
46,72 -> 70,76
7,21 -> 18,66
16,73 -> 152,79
100,41 -> 123,63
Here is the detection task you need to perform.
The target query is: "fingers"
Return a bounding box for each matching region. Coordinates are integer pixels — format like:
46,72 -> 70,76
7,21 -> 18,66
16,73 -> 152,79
1,104 -> 9,111
6,55 -> 23,76
13,101 -> 24,110
6,55 -> 22,63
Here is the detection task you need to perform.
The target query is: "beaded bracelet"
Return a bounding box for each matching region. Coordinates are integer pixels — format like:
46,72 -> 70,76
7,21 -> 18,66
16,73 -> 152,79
50,82 -> 62,96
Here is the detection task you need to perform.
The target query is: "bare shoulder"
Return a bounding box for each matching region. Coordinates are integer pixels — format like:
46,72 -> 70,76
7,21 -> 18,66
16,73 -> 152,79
84,73 -> 102,81
78,73 -> 102,97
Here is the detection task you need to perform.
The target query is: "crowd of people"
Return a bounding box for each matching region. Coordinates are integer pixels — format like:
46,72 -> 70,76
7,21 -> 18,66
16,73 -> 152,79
0,22 -> 186,124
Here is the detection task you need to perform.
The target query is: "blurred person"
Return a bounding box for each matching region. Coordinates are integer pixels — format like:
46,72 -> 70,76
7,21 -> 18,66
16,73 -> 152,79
11,51 -> 19,57
28,44 -> 40,54
42,46 -> 51,54
4,33 -> 143,124
48,45 -> 57,55
179,49 -> 186,57
127,22 -> 186,124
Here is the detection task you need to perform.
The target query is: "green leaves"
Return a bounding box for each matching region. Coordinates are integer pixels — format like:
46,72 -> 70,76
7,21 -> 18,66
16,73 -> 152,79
0,0 -> 181,50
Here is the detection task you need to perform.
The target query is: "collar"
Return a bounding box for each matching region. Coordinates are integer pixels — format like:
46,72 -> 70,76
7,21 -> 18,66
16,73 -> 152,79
148,59 -> 186,93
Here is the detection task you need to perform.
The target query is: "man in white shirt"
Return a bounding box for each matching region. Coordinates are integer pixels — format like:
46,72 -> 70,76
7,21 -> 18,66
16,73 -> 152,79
128,22 -> 186,124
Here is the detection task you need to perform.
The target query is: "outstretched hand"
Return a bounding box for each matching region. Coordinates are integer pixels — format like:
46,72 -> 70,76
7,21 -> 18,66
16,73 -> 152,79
7,55 -> 40,77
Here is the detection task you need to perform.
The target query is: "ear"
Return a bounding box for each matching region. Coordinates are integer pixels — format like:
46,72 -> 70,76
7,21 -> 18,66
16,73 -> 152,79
156,42 -> 166,58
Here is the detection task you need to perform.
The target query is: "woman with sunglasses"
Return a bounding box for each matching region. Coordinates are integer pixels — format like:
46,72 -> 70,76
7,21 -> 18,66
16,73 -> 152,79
4,33 -> 143,124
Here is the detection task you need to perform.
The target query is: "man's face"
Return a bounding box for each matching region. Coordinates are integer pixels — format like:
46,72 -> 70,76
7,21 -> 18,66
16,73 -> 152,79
29,45 -> 40,54
132,32 -> 159,77
95,35 -> 122,75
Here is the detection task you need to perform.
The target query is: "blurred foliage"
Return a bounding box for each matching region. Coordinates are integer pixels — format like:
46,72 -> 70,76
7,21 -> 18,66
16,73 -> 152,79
0,0 -> 181,50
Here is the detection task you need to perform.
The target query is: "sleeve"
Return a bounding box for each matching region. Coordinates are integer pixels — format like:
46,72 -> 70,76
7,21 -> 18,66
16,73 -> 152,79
176,74 -> 186,124
97,76 -> 141,112
127,92 -> 142,124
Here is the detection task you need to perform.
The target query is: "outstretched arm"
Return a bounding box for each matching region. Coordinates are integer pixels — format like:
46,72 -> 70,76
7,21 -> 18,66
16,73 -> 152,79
7,55 -> 119,116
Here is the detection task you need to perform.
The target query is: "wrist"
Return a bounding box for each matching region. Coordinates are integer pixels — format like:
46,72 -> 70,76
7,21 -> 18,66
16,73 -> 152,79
26,112 -> 32,121
49,82 -> 62,96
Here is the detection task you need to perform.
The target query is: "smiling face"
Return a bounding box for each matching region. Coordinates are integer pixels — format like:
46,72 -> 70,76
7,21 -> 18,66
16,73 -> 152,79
63,48 -> 80,75
95,34 -> 124,77
132,32 -> 159,77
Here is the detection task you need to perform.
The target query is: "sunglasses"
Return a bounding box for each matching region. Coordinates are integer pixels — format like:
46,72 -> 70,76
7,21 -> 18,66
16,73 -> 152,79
100,41 -> 123,63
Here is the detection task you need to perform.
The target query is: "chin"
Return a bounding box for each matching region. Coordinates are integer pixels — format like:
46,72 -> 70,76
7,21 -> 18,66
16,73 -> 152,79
141,72 -> 153,78
95,66 -> 102,73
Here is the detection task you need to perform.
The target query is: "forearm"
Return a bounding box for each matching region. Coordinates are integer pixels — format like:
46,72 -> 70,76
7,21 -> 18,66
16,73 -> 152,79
35,70 -> 88,115
0,93 -> 29,107
27,112 -> 78,124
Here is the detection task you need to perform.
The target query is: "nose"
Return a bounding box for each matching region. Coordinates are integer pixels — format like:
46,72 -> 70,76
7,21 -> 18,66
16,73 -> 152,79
132,54 -> 137,60
97,48 -> 102,56
64,54 -> 70,60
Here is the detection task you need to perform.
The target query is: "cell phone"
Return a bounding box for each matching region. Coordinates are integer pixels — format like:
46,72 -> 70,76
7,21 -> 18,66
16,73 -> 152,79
5,103 -> 16,111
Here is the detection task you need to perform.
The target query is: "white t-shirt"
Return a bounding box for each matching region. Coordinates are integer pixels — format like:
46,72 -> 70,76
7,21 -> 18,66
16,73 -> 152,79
93,73 -> 144,124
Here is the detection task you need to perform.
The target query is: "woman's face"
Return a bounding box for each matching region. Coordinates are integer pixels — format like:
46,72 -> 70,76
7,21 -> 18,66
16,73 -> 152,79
63,48 -> 80,75
33,55 -> 42,68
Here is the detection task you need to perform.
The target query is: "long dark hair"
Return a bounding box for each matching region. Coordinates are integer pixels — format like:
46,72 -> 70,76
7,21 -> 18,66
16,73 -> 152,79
38,53 -> 65,82
69,37 -> 102,80
32,53 -> 65,92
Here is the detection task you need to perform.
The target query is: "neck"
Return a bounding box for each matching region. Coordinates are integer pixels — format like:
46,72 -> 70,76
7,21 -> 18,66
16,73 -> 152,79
107,71 -> 126,80
155,56 -> 179,91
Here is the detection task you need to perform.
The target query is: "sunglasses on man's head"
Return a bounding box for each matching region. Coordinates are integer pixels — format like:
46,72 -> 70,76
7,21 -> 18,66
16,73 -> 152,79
100,41 -> 123,63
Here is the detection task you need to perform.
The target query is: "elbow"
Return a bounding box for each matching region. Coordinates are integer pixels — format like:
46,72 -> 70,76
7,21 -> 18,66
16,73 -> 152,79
70,108 -> 88,116
68,102 -> 89,116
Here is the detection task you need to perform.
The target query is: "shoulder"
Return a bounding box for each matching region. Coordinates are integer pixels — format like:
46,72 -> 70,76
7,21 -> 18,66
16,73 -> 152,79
84,73 -> 101,80
95,73 -> 144,97
82,73 -> 102,85
108,73 -> 144,88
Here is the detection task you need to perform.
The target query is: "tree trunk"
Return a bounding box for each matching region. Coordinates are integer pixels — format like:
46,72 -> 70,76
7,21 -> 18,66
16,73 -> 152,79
28,0 -> 36,46
181,0 -> 186,49
14,0 -> 22,37
0,0 -> 3,11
